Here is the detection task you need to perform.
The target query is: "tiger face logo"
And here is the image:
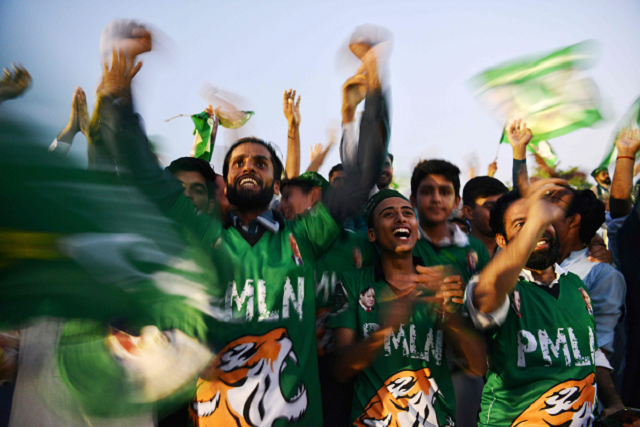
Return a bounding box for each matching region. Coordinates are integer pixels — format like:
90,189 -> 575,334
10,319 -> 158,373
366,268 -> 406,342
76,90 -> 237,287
511,373 -> 596,427
190,328 -> 307,427
355,368 -> 453,427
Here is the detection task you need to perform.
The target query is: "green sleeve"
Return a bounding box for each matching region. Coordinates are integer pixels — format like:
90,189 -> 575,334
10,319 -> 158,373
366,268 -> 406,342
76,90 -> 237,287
290,202 -> 341,260
327,274 -> 358,331
167,194 -> 223,243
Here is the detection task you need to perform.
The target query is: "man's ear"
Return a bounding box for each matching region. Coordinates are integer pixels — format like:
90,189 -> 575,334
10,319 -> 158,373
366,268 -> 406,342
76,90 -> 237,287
568,213 -> 581,230
410,195 -> 417,208
496,233 -> 507,249
367,228 -> 376,243
454,195 -> 462,209
205,199 -> 216,215
310,187 -> 322,205
461,205 -> 474,221
273,181 -> 280,196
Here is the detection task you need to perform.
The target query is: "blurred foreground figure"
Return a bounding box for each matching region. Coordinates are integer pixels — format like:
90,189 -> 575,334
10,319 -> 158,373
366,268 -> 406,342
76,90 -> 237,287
0,113 -> 233,425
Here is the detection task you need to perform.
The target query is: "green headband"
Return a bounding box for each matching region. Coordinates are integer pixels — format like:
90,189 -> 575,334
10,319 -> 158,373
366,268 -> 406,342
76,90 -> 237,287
591,166 -> 608,178
297,171 -> 330,192
364,189 -> 410,227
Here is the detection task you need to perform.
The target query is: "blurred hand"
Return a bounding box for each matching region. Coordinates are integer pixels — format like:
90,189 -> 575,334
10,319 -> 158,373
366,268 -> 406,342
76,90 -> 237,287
310,143 -> 323,163
97,49 -> 142,102
283,89 -> 301,128
520,177 -> 571,228
588,236 -> 613,264
615,128 -> 640,157
0,63 -> 31,102
342,74 -> 367,123
507,119 -> 533,160
101,20 -> 152,61
76,88 -> 91,137
488,161 -> 498,177
437,275 -> 465,312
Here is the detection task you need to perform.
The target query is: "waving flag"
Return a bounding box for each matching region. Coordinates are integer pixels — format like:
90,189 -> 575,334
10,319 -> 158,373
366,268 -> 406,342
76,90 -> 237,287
472,41 -> 603,149
599,96 -> 640,168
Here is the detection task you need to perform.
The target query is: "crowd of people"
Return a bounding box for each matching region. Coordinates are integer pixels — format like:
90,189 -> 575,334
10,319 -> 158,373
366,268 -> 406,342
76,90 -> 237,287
1,19 -> 639,427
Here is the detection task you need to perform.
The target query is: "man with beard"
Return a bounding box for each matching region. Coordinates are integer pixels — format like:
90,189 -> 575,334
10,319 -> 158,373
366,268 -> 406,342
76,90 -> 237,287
466,179 -> 606,427
98,29 -> 389,427
376,153 -> 393,190
329,189 -> 486,427
591,166 -> 611,207
461,176 -> 508,258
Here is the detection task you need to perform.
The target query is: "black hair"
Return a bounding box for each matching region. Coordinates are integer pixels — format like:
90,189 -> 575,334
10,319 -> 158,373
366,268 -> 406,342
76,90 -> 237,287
329,163 -> 344,181
166,157 -> 217,198
280,177 -> 315,195
222,137 -> 283,183
463,176 -> 509,208
489,190 -> 521,238
566,189 -> 605,245
360,286 -> 374,297
410,159 -> 461,198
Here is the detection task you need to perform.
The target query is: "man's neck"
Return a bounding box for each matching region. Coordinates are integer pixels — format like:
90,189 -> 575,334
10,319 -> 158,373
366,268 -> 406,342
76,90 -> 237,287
233,207 -> 270,226
381,251 -> 416,294
599,182 -> 610,191
472,229 -> 498,257
559,239 -> 585,263
420,221 -> 450,246
526,265 -> 557,286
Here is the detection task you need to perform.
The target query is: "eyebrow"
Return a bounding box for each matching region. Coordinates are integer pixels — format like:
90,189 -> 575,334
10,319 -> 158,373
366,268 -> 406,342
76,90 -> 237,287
190,183 -> 207,190
379,205 -> 413,215
510,217 -> 526,225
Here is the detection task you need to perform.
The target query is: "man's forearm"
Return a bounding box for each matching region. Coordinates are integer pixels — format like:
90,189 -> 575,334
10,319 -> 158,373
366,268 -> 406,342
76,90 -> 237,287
285,125 -> 300,179
610,154 -> 635,219
100,96 -> 182,210
596,366 -> 624,410
324,88 -> 389,222
473,218 -> 545,313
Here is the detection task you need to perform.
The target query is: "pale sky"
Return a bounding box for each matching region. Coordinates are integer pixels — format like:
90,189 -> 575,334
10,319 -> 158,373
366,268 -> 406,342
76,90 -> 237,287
2,0 -> 639,190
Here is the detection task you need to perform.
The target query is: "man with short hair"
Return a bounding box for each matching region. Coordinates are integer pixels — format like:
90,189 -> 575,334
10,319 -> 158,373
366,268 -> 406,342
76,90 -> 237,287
330,189 -> 486,426
591,166 -> 611,207
329,163 -> 346,188
556,189 -> 626,415
166,157 -> 217,215
467,180 -> 604,426
462,176 -> 509,258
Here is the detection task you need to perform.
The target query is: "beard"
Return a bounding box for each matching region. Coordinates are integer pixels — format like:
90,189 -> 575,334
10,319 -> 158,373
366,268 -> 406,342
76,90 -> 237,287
525,233 -> 560,271
226,179 -> 275,211
602,177 -> 611,186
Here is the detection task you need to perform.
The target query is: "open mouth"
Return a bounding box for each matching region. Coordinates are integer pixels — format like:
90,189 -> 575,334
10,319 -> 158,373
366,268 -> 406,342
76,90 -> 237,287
535,237 -> 550,249
392,227 -> 411,240
238,176 -> 261,190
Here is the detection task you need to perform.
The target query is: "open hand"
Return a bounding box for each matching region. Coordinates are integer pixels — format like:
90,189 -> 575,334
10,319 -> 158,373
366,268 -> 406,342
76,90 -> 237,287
310,143 -> 324,163
283,89 -> 301,128
615,128 -> 640,157
96,49 -> 142,102
0,63 -> 31,102
520,177 -> 570,228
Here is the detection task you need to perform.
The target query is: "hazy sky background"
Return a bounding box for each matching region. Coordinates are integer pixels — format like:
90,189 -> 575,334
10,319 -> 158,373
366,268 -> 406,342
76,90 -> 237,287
2,0 -> 639,190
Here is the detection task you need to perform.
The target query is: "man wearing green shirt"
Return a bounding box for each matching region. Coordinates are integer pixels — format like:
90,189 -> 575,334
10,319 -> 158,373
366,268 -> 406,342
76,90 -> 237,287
98,40 -> 389,427
330,189 -> 487,427
466,178 -> 602,427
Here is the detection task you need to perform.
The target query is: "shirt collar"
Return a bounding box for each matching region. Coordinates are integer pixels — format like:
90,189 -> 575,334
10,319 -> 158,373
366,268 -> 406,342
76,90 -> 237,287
374,255 -> 425,283
564,248 -> 589,263
419,223 -> 469,248
519,264 -> 568,288
227,209 -> 281,235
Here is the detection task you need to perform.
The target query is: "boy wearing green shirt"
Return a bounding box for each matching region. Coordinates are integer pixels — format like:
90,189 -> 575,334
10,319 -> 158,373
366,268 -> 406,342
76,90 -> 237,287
330,189 -> 487,427
466,178 -> 602,427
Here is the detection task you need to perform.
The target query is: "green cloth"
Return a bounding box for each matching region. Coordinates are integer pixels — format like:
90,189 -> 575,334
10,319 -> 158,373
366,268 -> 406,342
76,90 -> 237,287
297,171 -> 330,192
413,236 -> 490,285
478,273 -> 597,426
598,96 -> 640,168
191,112 -> 218,162
364,189 -> 409,227
329,263 -> 456,426
167,195 -> 341,427
472,41 -> 603,150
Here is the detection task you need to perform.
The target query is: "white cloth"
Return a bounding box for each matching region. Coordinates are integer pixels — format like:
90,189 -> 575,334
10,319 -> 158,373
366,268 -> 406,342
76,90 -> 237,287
419,223 -> 469,248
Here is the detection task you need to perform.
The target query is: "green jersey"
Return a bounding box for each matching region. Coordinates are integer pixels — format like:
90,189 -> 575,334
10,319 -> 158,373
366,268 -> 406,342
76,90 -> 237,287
478,271 -> 597,427
330,259 -> 456,427
169,195 -> 340,427
414,233 -> 489,284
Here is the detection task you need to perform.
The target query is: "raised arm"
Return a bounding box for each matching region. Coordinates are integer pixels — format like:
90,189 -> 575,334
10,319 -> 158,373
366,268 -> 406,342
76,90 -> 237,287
306,129 -> 336,173
610,129 -> 640,219
472,179 -> 568,313
323,46 -> 390,223
508,119 -> 532,191
283,89 -> 301,179
0,63 -> 31,106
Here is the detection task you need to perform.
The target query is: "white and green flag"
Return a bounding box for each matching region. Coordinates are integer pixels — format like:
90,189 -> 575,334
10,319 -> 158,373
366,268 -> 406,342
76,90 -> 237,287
471,40 -> 603,151
527,140 -> 558,167
599,96 -> 640,168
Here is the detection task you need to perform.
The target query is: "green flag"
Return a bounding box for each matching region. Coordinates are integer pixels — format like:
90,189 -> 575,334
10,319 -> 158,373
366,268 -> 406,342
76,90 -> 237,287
191,110 -> 254,162
599,96 -> 640,168
472,40 -> 603,144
